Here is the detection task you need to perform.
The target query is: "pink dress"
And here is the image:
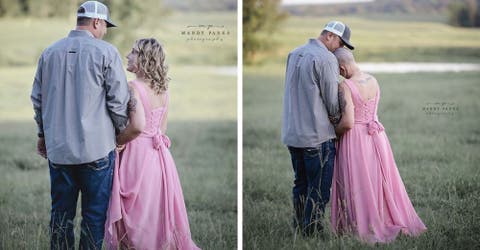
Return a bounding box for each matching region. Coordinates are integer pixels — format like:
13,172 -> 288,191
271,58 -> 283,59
330,79 -> 427,244
105,80 -> 200,250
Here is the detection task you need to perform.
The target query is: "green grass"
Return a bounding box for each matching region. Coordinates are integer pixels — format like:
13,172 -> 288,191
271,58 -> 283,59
250,15 -> 480,64
243,65 -> 480,249
0,11 -> 237,250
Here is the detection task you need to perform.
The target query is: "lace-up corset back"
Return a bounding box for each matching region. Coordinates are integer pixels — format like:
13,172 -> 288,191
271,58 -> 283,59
344,79 -> 379,124
131,80 -> 167,136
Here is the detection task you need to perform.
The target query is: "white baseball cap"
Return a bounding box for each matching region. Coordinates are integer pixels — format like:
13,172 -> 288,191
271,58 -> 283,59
323,21 -> 354,50
77,1 -> 116,28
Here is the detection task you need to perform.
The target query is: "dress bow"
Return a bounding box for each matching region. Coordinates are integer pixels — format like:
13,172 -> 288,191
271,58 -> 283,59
153,133 -> 171,150
367,120 -> 385,135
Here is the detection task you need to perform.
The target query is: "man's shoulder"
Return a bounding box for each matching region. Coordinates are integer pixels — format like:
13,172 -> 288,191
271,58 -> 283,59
289,42 -> 310,56
42,37 -> 68,53
43,36 -> 119,55
308,44 -> 335,61
322,50 -> 338,64
83,39 -> 120,57
95,39 -> 118,51
290,42 -> 333,60
289,49 -> 336,69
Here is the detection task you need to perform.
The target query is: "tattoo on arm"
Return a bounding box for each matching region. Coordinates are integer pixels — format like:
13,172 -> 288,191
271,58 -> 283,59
330,115 -> 341,126
330,87 -> 346,126
339,87 -> 347,114
127,86 -> 137,114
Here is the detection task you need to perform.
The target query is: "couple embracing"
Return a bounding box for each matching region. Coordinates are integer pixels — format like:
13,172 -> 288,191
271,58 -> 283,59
282,20 -> 427,243
31,1 -> 200,249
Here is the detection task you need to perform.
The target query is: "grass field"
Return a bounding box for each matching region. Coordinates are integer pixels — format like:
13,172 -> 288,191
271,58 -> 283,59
243,64 -> 480,249
0,11 -> 237,250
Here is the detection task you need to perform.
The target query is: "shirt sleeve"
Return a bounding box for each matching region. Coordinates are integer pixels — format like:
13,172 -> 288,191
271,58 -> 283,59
31,55 -> 44,136
316,57 -> 341,121
104,49 -> 129,134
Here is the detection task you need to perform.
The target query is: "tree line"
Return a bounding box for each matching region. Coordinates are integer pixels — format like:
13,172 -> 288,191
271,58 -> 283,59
0,0 -> 236,18
0,0 -> 77,18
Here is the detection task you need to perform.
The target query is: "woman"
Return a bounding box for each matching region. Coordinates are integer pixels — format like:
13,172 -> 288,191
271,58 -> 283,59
105,38 -> 200,250
330,48 -> 427,243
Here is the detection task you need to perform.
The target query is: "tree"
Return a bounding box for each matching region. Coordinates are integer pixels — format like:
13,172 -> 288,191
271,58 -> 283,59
243,0 -> 287,64
448,0 -> 480,27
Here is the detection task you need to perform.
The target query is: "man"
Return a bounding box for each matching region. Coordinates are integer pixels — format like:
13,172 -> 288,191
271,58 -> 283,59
281,20 -> 354,236
30,1 -> 129,249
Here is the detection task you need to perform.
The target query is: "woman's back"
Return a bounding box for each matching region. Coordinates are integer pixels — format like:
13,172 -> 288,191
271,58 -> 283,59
141,81 -> 168,109
131,80 -> 169,137
348,72 -> 378,102
343,72 -> 382,127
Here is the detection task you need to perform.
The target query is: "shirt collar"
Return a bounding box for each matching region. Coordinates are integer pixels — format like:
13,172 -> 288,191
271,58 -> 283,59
309,38 -> 327,50
68,29 -> 95,38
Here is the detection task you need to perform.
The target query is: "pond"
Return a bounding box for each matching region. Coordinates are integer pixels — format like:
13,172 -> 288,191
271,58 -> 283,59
358,62 -> 480,73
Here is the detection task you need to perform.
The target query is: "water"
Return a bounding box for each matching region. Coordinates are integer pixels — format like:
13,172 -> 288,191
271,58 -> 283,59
358,62 -> 480,73
201,63 -> 480,76
211,66 -> 237,76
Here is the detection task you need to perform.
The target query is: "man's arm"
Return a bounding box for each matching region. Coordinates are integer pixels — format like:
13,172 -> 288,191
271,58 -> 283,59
318,58 -> 341,124
30,55 -> 47,158
104,50 -> 129,134
31,56 -> 44,137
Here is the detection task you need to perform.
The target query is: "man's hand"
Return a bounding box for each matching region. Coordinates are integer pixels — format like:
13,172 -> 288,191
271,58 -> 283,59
329,115 -> 341,126
116,143 -> 126,152
37,137 -> 47,159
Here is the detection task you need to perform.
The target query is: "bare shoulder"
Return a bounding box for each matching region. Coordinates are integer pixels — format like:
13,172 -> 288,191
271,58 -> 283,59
367,73 -> 380,90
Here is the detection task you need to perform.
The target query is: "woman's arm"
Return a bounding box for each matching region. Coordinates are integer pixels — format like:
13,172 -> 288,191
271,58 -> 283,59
116,82 -> 146,145
335,82 -> 354,136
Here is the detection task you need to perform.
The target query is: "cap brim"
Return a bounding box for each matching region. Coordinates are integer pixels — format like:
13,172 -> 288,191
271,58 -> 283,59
106,20 -> 116,28
340,38 -> 354,50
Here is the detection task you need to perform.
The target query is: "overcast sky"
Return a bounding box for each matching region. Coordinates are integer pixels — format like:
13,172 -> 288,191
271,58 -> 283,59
282,0 -> 375,6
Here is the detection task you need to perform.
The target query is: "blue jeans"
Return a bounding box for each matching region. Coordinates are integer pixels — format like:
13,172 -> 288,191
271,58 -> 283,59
288,140 -> 335,235
49,150 -> 115,250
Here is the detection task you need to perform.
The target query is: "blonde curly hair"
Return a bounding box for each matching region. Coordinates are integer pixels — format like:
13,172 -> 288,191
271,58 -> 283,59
134,38 -> 170,95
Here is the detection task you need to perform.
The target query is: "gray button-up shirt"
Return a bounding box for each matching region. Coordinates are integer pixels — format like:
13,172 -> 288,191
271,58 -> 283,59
282,38 -> 341,148
31,30 -> 129,164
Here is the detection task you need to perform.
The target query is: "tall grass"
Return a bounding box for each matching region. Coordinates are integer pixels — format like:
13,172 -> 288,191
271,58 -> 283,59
243,65 -> 480,249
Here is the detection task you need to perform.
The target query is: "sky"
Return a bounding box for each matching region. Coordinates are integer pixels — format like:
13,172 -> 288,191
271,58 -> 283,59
282,0 -> 375,6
